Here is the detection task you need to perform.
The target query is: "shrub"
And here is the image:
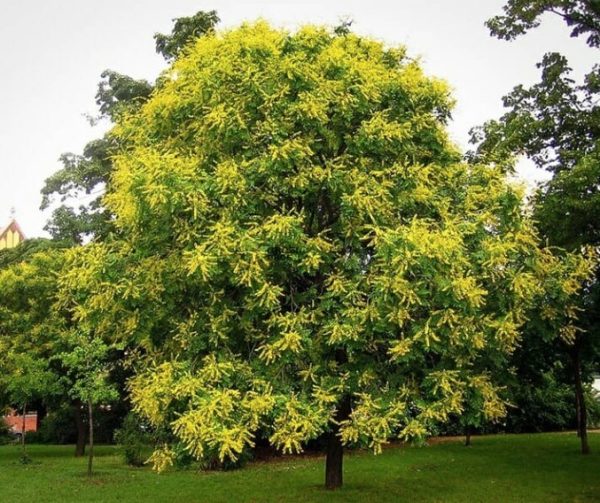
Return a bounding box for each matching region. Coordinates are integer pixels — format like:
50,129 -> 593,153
34,406 -> 78,444
114,412 -> 154,466
0,418 -> 12,445
506,371 -> 575,433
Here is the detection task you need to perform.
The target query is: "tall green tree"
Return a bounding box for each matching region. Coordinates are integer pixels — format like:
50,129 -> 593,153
41,10 -> 220,244
0,245 -> 95,457
0,248 -> 64,439
1,352 -> 59,461
59,332 -> 118,476
472,0 -> 600,454
60,22 -> 591,489
0,251 -> 129,460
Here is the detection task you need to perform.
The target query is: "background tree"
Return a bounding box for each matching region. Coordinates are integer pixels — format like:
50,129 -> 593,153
504,332 -> 578,433
1,352 -> 59,462
486,0 -> 600,48
154,10 -> 219,61
61,22 -> 591,489
0,237 -> 65,268
59,332 -> 118,476
40,10 -> 220,244
472,0 -> 600,454
0,245 -> 105,457
0,248 -> 73,447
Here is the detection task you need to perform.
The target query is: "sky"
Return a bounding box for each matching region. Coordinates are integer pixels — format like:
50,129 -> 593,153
0,0 -> 596,238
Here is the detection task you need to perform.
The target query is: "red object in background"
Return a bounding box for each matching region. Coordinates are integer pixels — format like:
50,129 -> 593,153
3,409 -> 38,434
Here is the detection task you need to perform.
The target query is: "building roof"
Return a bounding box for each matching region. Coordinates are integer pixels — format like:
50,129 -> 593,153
0,219 -> 26,244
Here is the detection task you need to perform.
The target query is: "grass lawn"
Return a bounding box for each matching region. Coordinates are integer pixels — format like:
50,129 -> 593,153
0,433 -> 598,502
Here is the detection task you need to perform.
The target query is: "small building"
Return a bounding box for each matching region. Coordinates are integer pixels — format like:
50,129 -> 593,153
0,218 -> 26,250
3,409 -> 38,435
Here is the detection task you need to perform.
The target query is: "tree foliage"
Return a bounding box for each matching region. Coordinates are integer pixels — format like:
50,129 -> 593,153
59,23 -> 592,482
58,331 -> 118,476
0,248 -> 68,445
154,10 -> 220,61
471,53 -> 600,175
59,333 -> 118,407
470,52 -> 600,250
95,71 -> 153,122
0,249 -> 67,355
477,0 -> 600,455
41,11 -> 220,244
0,238 -> 66,270
0,243 -> 124,467
487,0 -> 600,48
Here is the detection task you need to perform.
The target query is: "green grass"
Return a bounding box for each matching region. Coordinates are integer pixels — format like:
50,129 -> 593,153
0,433 -> 599,502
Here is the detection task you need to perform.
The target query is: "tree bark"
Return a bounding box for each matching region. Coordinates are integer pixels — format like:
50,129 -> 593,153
21,402 -> 27,458
87,400 -> 94,476
325,395 -> 351,490
572,343 -> 590,455
36,403 -> 47,431
325,429 -> 344,490
575,388 -> 581,437
74,402 -> 86,457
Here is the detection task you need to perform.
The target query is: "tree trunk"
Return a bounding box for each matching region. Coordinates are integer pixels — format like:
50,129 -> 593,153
465,427 -> 471,447
36,403 -> 47,431
325,428 -> 344,490
572,344 -> 590,455
325,396 -> 351,490
21,402 -> 27,458
575,389 -> 581,437
87,401 -> 94,476
74,402 -> 86,457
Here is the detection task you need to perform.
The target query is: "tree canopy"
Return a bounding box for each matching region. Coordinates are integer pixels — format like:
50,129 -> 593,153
40,10 -> 220,244
475,0 -> 600,455
470,52 -> 600,249
58,22 -> 591,487
487,0 -> 600,48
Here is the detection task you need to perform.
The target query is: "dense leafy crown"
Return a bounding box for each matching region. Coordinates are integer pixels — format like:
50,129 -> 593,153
60,23 -> 590,468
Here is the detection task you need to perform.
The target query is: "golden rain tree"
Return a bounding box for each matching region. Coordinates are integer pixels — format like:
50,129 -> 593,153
59,22 -> 592,489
